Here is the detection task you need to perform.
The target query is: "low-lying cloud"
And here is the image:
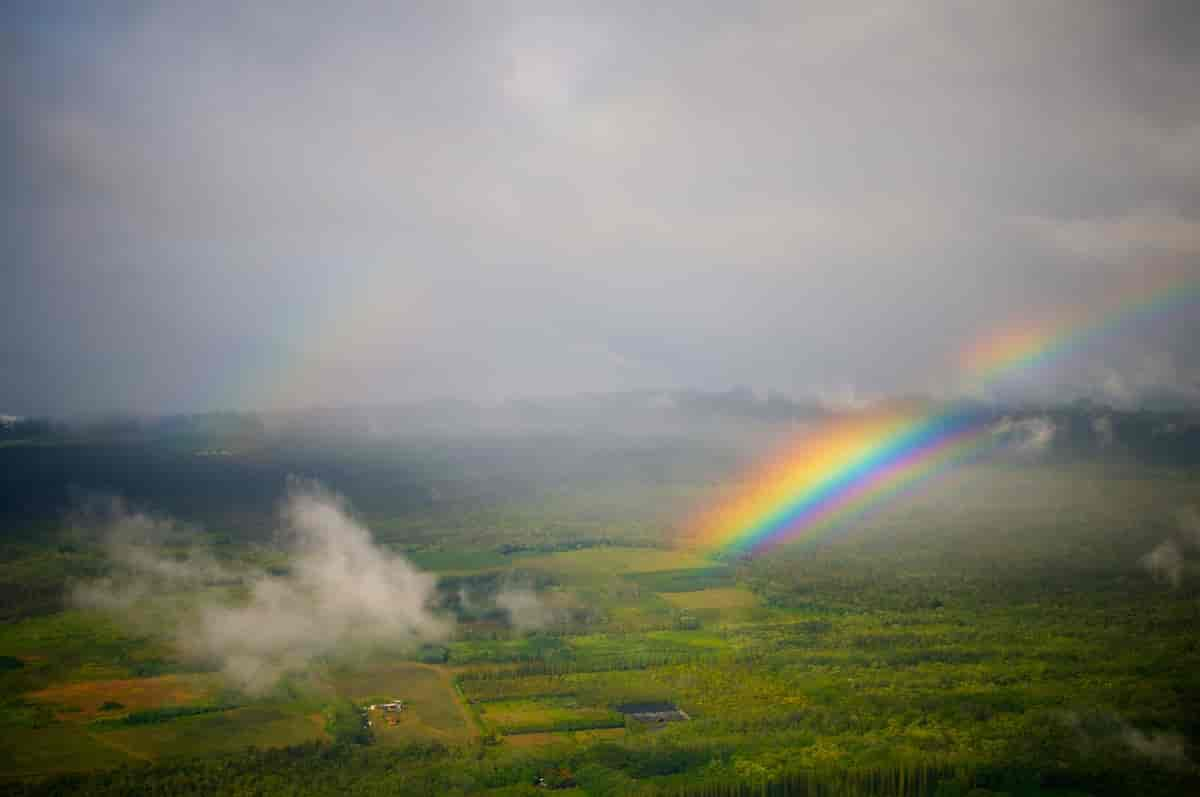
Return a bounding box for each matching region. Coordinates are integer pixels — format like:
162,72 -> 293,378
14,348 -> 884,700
73,480 -> 448,692
1092,415 -> 1115,448
495,587 -> 560,633
991,416 -> 1057,455
1138,505 -> 1200,589
1061,710 -> 1191,768
1122,726 -> 1190,766
69,495 -> 227,610
1178,506 -> 1200,549
1141,539 -> 1185,588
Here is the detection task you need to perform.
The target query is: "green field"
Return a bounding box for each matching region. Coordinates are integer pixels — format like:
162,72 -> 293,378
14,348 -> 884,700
1,726 -> 135,779
477,696 -> 624,735
94,706 -> 328,760
519,548 -> 714,579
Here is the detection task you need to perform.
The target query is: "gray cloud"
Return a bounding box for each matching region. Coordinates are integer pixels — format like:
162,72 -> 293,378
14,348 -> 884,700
4,2 -> 1200,414
72,480 -> 448,692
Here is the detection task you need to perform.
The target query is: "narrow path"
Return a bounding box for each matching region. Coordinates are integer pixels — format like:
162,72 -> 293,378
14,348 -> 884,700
427,663 -> 482,740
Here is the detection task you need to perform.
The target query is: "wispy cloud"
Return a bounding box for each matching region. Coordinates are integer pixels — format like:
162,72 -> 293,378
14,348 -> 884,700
1138,505 -> 1200,589
991,416 -> 1057,455
73,480 -> 448,692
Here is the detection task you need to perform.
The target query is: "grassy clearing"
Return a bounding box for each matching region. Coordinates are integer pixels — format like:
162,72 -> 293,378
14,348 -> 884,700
326,662 -> 474,744
568,630 -> 734,664
477,696 -> 624,735
459,674 -> 577,703
26,674 -> 218,722
660,587 -> 758,611
367,703 -> 468,746
0,610 -> 165,685
96,705 -> 327,760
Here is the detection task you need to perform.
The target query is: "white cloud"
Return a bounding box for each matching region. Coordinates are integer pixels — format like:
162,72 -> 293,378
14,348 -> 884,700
991,416 -> 1057,454
73,481 -> 448,692
1140,539 -> 1184,588
1122,727 -> 1189,765
495,587 -> 559,633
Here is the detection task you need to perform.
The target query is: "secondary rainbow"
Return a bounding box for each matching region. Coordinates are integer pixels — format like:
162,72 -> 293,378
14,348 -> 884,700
691,275 -> 1200,556
960,276 -> 1200,390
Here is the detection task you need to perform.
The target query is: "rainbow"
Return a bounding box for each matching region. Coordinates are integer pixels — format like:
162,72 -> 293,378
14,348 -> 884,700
960,276 -> 1200,390
691,275 -> 1200,556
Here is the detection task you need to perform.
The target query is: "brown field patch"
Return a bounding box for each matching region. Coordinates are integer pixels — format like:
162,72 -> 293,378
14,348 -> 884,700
27,674 -> 216,721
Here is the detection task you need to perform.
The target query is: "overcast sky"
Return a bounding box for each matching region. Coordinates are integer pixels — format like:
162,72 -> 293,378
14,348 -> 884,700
3,1 -> 1199,415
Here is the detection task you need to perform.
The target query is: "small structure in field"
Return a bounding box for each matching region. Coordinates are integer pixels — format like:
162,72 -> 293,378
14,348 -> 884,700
364,699 -> 405,728
616,701 -> 689,726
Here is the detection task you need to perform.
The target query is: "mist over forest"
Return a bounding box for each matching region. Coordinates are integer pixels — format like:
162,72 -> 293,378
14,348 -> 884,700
4,394 -> 1200,533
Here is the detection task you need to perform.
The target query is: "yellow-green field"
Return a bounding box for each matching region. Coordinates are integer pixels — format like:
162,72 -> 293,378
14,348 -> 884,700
0,726 -> 134,778
659,587 -> 758,611
95,706 -> 328,761
476,696 -> 623,735
503,727 -> 627,748
328,662 -> 475,745
0,706 -> 328,778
